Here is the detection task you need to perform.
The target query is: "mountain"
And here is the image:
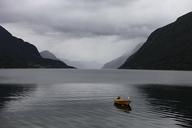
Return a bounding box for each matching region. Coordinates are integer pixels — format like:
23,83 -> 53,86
120,12 -> 192,70
0,25 -> 74,68
103,55 -> 129,69
40,50 -> 102,69
103,43 -> 143,69
40,50 -> 59,60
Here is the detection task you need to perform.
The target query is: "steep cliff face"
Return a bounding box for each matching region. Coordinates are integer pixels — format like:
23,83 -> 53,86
0,25 -> 74,68
120,12 -> 192,70
0,26 -> 40,60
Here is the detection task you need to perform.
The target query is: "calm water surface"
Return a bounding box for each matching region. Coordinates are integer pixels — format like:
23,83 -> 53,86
0,69 -> 192,128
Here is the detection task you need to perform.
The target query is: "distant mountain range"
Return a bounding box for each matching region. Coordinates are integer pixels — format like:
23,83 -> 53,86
39,51 -> 101,69
103,43 -> 143,69
63,60 -> 103,69
120,12 -> 192,70
40,50 -> 59,61
0,25 -> 74,68
1,12 -> 192,70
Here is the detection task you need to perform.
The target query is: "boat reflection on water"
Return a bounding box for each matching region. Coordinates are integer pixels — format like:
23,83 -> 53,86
114,103 -> 132,112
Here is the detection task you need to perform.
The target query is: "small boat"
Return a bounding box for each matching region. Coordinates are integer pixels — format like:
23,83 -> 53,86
114,96 -> 131,106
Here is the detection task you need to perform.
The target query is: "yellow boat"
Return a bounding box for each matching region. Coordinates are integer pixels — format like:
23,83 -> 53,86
114,96 -> 131,106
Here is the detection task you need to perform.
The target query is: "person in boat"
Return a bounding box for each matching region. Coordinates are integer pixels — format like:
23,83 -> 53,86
116,96 -> 121,99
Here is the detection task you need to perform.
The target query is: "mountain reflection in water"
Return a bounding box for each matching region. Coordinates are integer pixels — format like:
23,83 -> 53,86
138,84 -> 192,128
0,84 -> 36,110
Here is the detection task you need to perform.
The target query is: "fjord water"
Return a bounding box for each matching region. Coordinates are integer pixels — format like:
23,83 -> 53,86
0,69 -> 192,128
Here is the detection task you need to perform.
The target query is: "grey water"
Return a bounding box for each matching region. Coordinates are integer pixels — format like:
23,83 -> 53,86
0,69 -> 192,128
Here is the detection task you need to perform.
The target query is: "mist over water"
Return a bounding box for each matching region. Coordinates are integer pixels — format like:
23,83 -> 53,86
0,69 -> 192,128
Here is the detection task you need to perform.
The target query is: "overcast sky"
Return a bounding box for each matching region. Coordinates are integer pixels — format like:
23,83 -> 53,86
0,0 -> 192,68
